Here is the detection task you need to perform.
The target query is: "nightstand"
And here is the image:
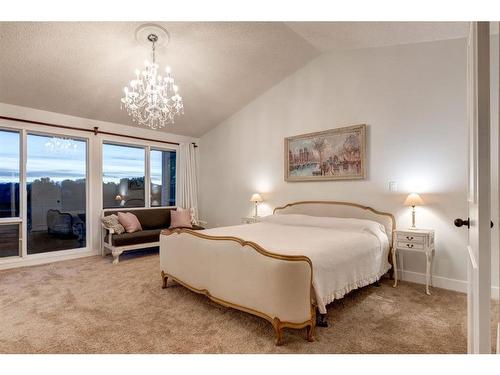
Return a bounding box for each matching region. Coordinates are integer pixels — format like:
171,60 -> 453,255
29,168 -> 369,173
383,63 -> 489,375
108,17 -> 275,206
392,229 -> 435,295
241,217 -> 260,224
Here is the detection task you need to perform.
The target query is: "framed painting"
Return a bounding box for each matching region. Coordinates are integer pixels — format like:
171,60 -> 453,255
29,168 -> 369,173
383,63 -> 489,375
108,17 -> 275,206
284,124 -> 366,181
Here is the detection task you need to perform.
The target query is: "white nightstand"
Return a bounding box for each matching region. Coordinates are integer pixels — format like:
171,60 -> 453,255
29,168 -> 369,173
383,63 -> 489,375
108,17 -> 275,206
392,229 -> 435,295
241,217 -> 260,224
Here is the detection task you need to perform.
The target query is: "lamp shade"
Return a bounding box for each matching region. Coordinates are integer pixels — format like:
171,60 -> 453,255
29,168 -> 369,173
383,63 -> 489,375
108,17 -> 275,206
250,193 -> 263,203
404,193 -> 424,207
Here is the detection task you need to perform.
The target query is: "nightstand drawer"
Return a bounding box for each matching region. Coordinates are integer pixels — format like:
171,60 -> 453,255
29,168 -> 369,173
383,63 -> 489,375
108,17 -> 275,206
396,233 -> 425,244
397,241 -> 424,250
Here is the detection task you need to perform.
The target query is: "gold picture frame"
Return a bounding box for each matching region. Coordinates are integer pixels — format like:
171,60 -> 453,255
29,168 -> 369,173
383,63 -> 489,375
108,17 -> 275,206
284,124 -> 366,182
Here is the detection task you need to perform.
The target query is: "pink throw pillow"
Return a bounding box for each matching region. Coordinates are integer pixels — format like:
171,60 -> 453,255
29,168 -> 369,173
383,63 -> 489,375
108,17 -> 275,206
117,212 -> 143,233
170,209 -> 193,228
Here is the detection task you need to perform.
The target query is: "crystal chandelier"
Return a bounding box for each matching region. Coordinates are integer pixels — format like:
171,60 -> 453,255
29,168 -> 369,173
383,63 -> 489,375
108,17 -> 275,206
121,32 -> 184,129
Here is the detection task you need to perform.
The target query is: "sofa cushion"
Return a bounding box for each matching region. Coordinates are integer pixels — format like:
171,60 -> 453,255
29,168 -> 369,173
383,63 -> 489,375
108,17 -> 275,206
107,229 -> 162,247
138,209 -> 172,230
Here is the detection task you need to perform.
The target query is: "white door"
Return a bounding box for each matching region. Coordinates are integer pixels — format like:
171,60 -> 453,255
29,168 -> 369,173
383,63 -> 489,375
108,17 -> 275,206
458,21 -> 492,354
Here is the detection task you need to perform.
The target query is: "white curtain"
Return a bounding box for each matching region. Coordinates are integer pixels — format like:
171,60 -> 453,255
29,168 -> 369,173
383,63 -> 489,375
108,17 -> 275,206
177,143 -> 199,222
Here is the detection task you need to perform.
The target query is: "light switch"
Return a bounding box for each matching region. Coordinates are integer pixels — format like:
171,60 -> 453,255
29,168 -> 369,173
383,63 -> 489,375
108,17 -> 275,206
389,181 -> 398,192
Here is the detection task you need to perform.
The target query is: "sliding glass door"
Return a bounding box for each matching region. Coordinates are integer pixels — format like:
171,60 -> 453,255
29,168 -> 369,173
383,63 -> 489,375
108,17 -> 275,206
26,134 -> 87,254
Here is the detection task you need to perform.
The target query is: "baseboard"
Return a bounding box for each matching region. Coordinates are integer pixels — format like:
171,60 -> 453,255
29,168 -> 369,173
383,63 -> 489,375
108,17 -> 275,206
0,249 -> 100,270
397,269 -> 499,300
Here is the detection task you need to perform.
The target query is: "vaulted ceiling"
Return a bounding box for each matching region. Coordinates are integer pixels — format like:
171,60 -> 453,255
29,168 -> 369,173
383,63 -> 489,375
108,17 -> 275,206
0,22 -> 468,137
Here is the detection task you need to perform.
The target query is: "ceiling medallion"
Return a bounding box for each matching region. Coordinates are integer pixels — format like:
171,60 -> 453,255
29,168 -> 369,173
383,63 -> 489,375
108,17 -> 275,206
121,24 -> 184,129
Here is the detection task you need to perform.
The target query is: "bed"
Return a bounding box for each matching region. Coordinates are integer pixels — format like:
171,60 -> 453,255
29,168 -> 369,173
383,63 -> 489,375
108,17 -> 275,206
159,201 -> 395,345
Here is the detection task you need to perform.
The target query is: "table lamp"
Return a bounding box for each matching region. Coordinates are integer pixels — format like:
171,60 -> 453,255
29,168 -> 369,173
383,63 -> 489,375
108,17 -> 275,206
250,193 -> 263,218
404,193 -> 424,229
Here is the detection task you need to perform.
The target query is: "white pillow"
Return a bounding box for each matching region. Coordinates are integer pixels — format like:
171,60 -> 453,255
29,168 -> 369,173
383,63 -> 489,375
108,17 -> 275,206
261,214 -> 389,250
101,214 -> 125,234
261,214 -> 387,235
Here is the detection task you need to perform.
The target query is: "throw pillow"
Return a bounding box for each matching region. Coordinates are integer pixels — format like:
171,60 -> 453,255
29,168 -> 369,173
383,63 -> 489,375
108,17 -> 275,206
170,209 -> 193,228
101,214 -> 125,234
117,212 -> 143,233
177,206 -> 198,225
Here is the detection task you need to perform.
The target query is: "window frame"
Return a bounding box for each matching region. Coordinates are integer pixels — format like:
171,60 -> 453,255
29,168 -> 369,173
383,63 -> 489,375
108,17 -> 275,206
0,127 -> 22,259
25,131 -> 89,255
101,141 -> 177,211
0,127 -> 21,222
102,141 -> 148,209
149,147 -> 177,208
0,124 -> 91,262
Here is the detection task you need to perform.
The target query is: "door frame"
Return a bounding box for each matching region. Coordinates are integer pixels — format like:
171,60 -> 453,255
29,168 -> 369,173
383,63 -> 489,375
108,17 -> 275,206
467,21 -> 492,354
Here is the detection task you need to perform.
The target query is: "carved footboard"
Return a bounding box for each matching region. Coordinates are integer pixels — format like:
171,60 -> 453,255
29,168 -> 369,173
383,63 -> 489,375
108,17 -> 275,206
160,228 -> 316,345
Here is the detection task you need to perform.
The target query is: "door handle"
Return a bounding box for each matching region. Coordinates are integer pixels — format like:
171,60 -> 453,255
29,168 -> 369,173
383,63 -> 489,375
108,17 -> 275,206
454,218 -> 494,229
454,218 -> 470,228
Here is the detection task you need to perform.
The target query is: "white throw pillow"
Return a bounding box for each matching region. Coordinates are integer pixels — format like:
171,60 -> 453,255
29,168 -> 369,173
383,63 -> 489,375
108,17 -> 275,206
101,214 -> 125,234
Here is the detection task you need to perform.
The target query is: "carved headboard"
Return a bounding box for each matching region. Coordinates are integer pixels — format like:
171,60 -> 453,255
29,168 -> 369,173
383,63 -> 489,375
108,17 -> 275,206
273,201 -> 396,243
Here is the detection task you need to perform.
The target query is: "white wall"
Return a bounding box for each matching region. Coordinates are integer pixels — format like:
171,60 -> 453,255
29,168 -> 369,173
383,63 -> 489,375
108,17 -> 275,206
0,103 -> 199,269
199,38 -> 472,287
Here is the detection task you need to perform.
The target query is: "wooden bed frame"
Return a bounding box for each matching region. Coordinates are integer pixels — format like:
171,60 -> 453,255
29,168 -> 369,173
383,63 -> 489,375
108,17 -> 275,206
160,201 -> 395,346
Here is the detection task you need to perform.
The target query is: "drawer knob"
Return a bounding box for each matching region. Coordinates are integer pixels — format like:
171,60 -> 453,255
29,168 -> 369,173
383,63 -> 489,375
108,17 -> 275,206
406,236 -> 414,240
406,243 -> 414,248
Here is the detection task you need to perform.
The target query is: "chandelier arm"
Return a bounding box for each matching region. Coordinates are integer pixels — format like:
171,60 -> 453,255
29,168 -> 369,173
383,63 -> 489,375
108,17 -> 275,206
152,40 -> 156,64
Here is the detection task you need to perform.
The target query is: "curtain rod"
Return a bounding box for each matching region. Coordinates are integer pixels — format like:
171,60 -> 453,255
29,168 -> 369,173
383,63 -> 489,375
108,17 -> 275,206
0,115 -> 198,148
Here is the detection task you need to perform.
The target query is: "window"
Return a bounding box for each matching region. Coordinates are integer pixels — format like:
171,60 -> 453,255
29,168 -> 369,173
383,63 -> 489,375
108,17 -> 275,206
103,143 -> 145,208
0,129 -> 21,258
26,134 -> 87,254
0,129 -> 20,218
150,149 -> 176,207
102,143 -> 176,209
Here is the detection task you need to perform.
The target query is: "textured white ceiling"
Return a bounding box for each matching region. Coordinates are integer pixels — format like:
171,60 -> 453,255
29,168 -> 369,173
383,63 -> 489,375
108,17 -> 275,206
285,21 -> 469,51
0,22 -> 469,136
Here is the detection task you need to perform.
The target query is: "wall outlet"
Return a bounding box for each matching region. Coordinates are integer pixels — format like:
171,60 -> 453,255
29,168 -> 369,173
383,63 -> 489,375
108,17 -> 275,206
389,181 -> 398,192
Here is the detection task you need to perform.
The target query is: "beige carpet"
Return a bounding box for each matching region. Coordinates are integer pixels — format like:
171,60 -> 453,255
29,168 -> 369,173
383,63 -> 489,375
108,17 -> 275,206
0,251 -> 496,353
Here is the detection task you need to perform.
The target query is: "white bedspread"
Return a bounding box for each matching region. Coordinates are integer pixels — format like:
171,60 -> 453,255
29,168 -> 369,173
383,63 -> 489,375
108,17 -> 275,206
201,214 -> 391,314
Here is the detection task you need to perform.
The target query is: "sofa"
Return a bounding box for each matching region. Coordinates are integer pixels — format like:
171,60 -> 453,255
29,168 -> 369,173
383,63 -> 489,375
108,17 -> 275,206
102,207 -> 204,264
